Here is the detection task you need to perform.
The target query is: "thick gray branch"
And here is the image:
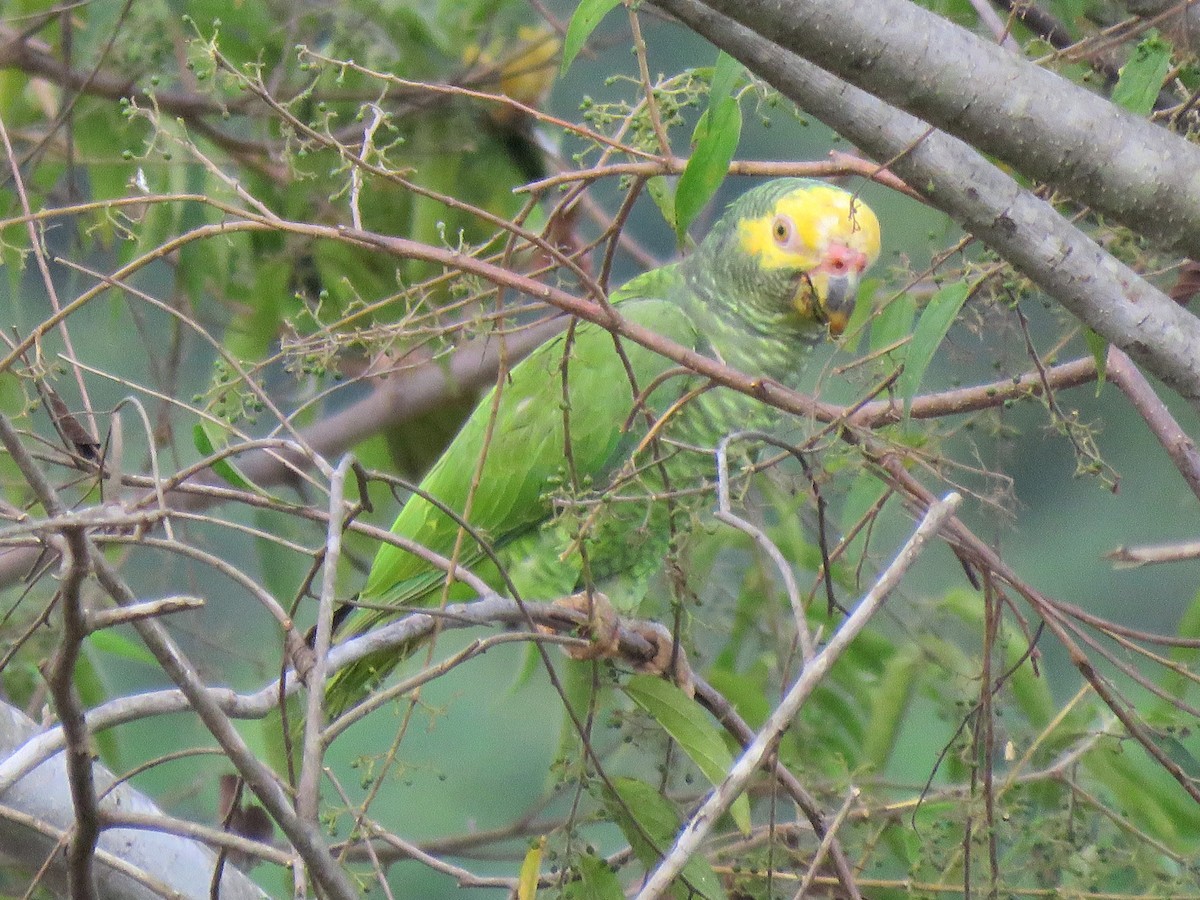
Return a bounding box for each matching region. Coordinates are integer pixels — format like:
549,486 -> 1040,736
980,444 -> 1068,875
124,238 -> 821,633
691,0 -> 1200,257
0,701 -> 266,900
655,0 -> 1200,409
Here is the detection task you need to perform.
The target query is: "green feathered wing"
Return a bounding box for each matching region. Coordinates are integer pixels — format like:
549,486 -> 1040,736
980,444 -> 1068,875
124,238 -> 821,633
328,264 -> 699,709
327,177 -> 884,713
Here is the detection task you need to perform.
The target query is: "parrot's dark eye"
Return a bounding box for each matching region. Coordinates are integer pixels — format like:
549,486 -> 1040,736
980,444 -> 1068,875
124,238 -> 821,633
772,215 -> 793,247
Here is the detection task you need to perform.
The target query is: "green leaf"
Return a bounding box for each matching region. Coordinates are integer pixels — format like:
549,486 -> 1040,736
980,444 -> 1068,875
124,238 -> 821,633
1083,327 -> 1108,392
1156,584 -> 1200,708
839,276 -> 880,353
840,470 -> 890,560
1112,33 -> 1173,116
517,836 -> 545,900
192,422 -> 259,494
87,628 -> 156,666
1160,732 -> 1200,781
861,645 -> 922,771
896,282 -> 971,415
604,777 -> 728,900
1005,647 -> 1056,730
705,665 -> 770,731
624,674 -> 751,834
708,48 -> 741,103
675,52 -> 743,242
226,257 -> 291,361
561,0 -> 622,74
75,644 -> 123,771
868,292 -> 916,354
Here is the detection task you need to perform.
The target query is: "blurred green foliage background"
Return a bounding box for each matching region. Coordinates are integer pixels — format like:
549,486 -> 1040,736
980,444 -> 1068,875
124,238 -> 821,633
2,0 -> 1200,896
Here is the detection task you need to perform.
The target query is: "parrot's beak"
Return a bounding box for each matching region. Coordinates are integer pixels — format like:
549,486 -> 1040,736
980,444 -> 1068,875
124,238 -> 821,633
816,273 -> 859,337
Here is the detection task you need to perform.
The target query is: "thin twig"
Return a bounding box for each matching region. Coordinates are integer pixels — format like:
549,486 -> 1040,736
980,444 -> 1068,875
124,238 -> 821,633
1106,346 -> 1200,504
298,456 -> 355,825
350,104 -> 384,230
792,786 -> 859,899
86,595 -> 204,630
0,413 -> 357,900
636,492 -> 962,900
715,431 -> 813,662
627,6 -> 673,157
0,107 -> 97,443
692,677 -> 864,900
1106,540 -> 1200,567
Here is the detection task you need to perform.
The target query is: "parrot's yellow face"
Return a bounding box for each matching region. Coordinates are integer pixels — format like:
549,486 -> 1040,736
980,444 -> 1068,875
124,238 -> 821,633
737,185 -> 881,335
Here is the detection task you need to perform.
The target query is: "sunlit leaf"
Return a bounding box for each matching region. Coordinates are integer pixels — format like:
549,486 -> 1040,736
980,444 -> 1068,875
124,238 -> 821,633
517,836 -> 545,900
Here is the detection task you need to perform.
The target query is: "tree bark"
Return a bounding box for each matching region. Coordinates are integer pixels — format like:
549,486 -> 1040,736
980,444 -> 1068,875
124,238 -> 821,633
655,0 -> 1200,411
0,701 -> 267,900
686,0 -> 1200,258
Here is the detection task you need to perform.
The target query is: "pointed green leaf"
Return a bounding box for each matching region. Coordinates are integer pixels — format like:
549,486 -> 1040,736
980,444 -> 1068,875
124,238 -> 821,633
517,836 -> 545,900
87,629 -> 156,666
1004,643 -> 1056,730
624,674 -> 751,834
1112,33 -> 1172,116
861,645 -> 922,771
896,282 -> 971,415
708,48 -> 741,102
868,292 -> 916,354
604,777 -> 728,900
675,52 -> 743,242
561,0 -> 622,74
839,276 -> 880,353
192,422 -> 261,494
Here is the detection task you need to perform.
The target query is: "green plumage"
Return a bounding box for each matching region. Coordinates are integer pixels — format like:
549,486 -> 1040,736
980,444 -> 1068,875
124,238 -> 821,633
328,178 -> 880,711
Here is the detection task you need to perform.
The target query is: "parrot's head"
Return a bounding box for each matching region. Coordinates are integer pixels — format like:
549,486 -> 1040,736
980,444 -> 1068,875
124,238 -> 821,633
701,178 -> 881,337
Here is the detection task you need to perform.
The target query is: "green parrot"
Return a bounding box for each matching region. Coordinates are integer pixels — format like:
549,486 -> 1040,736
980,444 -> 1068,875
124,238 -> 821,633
328,178 -> 881,711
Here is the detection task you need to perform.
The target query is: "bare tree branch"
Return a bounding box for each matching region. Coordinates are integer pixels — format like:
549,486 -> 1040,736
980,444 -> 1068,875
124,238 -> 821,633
636,492 -> 963,899
654,0 -> 1200,411
683,0 -> 1200,258
0,701 -> 267,900
0,413 -> 359,900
